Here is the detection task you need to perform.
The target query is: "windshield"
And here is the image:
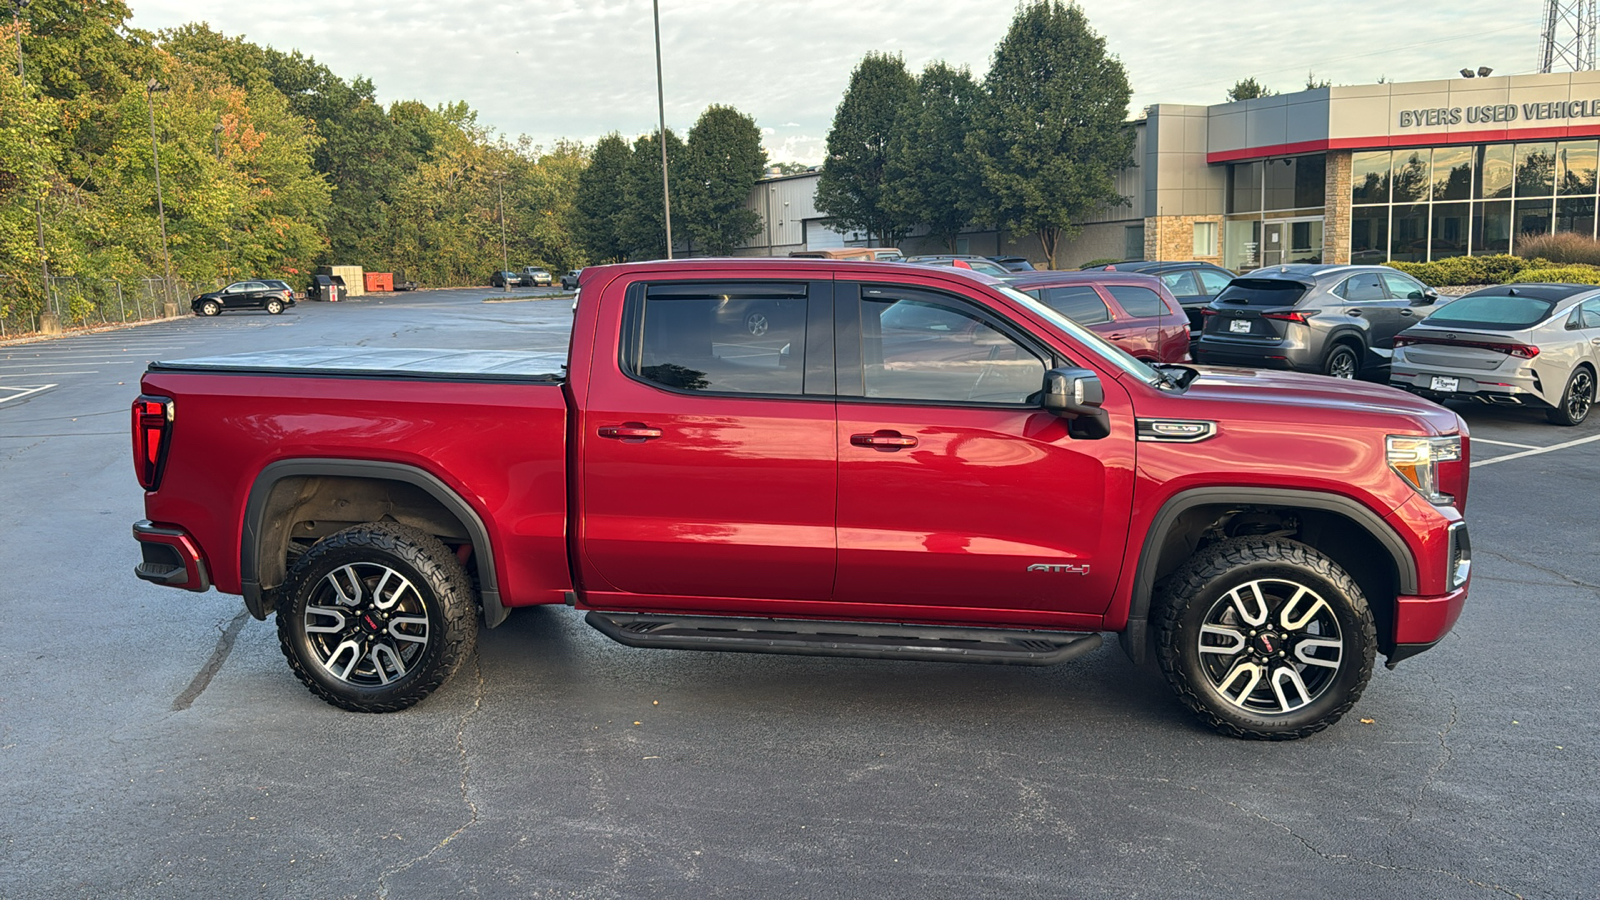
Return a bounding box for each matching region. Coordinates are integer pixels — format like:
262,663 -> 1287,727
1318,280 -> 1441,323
996,285 -> 1162,384
1423,294 -> 1560,330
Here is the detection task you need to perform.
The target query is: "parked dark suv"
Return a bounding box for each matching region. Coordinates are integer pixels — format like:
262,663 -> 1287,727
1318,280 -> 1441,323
191,280 -> 295,316
1192,264 -> 1440,379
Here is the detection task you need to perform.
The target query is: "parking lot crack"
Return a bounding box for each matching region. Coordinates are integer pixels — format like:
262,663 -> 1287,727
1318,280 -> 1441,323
374,650 -> 484,898
1479,548 -> 1600,594
1396,683 -> 1458,831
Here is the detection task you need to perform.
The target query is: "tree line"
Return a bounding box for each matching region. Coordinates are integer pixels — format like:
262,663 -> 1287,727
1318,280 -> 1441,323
812,1 -> 1136,267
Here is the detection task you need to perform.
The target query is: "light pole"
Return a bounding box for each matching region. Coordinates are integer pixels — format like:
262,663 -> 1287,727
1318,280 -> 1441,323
144,78 -> 175,309
492,171 -> 509,292
652,0 -> 673,259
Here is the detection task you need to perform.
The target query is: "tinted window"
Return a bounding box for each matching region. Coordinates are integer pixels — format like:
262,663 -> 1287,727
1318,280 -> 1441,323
1583,298 -> 1600,329
1423,294 -> 1559,330
1380,273 -> 1425,301
862,295 -> 1045,404
628,283 -> 808,394
1339,273 -> 1387,302
1196,270 -> 1233,294
1028,285 -> 1111,324
1106,285 -> 1165,317
1159,271 -> 1199,297
1215,279 -> 1308,307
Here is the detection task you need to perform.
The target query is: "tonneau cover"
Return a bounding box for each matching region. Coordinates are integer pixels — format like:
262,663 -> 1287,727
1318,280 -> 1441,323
148,347 -> 566,382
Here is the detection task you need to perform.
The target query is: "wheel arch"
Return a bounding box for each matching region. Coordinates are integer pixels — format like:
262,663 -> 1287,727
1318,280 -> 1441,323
1119,487 -> 1415,665
241,459 -> 506,627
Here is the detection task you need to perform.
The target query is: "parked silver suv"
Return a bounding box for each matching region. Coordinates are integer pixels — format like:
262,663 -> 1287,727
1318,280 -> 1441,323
1192,264 -> 1440,379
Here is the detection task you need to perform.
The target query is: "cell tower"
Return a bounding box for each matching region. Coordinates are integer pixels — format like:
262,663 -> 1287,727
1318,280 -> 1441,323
1540,0 -> 1597,72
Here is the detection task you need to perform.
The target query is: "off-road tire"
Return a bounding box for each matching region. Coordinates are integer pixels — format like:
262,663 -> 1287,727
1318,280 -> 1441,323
200,300 -> 221,317
276,523 -> 477,713
1547,365 -> 1594,426
1155,537 -> 1376,740
265,298 -> 284,315
1323,343 -> 1360,379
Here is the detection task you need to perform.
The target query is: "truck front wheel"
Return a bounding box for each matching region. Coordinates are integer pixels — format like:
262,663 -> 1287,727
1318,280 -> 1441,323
276,523 -> 477,712
1154,537 -> 1375,740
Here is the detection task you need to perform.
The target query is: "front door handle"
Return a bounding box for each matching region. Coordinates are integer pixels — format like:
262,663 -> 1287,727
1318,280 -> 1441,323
1399,308 -> 1415,316
851,430 -> 918,450
1347,310 -> 1364,317
598,423 -> 662,441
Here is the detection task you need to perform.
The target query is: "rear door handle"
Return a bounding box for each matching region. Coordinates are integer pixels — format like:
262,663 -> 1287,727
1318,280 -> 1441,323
598,423 -> 662,441
851,430 -> 918,450
1399,309 -> 1415,316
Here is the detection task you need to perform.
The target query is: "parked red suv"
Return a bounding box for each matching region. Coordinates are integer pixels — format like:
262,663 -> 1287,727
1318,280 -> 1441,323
1009,271 -> 1190,363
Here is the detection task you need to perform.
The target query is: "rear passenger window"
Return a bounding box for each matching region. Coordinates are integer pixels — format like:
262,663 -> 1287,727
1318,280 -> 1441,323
624,282 -> 808,395
1159,271 -> 1199,297
1105,285 -> 1165,317
1028,285 -> 1111,324
1340,273 -> 1386,301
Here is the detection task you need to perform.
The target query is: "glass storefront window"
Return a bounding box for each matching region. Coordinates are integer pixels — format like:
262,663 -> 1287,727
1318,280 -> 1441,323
1351,151 -> 1391,204
1557,197 -> 1596,238
1557,140 -> 1598,195
1390,204 -> 1428,262
1229,162 -> 1261,213
1513,198 -> 1554,250
1476,145 -> 1513,199
1294,155 -> 1325,209
1225,218 -> 1261,270
1473,201 -> 1511,254
1288,220 -> 1323,263
1431,202 -> 1470,258
1431,146 -> 1473,201
1515,143 -> 1556,197
1351,206 -> 1389,264
1392,151 -> 1430,203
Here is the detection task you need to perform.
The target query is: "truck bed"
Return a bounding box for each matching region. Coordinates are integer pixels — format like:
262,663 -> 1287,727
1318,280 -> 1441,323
149,347 -> 567,382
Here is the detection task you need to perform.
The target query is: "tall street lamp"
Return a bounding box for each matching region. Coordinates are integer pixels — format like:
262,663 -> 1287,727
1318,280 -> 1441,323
492,170 -> 509,292
652,0 -> 673,259
145,78 -> 175,308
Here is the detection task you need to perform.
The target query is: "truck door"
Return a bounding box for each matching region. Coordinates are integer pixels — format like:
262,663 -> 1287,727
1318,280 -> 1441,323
579,278 -> 838,605
831,282 -> 1134,625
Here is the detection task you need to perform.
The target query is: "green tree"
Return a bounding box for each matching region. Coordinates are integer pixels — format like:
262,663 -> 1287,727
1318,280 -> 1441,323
682,105 -> 766,255
771,161 -> 811,175
0,42 -> 58,323
815,52 -> 916,247
884,61 -> 984,252
970,1 -> 1134,267
573,133 -> 631,264
1305,72 -> 1332,90
616,128 -> 686,260
1226,78 -> 1275,102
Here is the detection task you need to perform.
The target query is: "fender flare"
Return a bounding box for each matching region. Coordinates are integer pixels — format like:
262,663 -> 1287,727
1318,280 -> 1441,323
1119,487 -> 1417,663
241,458 -> 507,627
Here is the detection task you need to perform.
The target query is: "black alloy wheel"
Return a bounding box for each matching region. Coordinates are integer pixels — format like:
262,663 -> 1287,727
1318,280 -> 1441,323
277,523 -> 477,712
1156,537 -> 1376,740
1548,366 -> 1595,425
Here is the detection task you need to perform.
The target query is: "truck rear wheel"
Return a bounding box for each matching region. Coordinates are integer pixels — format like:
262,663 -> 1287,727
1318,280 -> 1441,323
276,523 -> 477,712
1154,537 -> 1375,740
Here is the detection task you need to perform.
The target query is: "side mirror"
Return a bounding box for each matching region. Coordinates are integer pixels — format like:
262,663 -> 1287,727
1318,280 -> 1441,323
1416,288 -> 1438,305
1041,367 -> 1111,439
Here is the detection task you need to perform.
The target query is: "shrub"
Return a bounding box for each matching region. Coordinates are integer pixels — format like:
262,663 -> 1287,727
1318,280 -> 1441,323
1384,254 -> 1527,286
1507,264 -> 1600,285
1513,231 -> 1600,266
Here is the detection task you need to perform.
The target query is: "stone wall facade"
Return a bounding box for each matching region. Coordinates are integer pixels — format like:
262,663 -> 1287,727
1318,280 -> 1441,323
1143,214 -> 1225,264
1323,150 -> 1352,264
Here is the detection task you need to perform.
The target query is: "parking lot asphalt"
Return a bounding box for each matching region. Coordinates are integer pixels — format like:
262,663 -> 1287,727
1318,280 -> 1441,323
1,288 -> 1596,899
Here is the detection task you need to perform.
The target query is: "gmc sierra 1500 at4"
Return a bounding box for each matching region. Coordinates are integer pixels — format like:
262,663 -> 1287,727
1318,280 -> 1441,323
132,259 -> 1471,739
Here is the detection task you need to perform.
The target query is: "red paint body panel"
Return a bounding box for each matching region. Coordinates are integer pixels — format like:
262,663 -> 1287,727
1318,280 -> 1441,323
136,372 -> 572,606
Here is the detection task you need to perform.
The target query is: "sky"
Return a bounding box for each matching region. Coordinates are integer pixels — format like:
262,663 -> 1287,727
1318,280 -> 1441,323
127,0 -> 1542,165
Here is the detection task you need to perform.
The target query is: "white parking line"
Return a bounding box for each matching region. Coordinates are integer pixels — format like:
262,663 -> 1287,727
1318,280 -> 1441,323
0,370 -> 100,377
0,384 -> 56,405
1472,432 -> 1600,467
1472,437 -> 1543,450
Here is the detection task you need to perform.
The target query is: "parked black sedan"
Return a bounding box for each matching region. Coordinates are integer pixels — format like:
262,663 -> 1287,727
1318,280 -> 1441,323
192,280 -> 295,316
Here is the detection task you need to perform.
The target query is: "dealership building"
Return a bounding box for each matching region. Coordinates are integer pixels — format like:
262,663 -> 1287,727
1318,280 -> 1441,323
743,70 -> 1600,269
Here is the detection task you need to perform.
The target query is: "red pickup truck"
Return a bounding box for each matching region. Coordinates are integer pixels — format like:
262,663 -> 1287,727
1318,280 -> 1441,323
131,259 -> 1471,739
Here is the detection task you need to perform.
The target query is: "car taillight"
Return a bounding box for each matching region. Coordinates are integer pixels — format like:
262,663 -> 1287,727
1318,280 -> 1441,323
1261,310 -> 1315,324
1200,308 -> 1218,316
1386,434 -> 1462,507
133,395 -> 174,490
1394,335 -> 1539,358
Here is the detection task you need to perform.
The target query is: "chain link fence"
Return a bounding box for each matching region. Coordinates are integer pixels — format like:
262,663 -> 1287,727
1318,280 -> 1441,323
0,274 -> 228,339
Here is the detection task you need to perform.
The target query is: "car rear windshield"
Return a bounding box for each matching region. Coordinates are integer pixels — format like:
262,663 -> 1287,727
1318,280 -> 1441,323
1420,294 -> 1559,330
1214,279 -> 1308,306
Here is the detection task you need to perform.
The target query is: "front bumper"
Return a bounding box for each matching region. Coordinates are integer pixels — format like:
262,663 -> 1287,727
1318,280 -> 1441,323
133,520 -> 211,592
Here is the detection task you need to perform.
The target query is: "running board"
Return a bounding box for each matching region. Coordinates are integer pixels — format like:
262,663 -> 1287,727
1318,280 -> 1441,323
584,611 -> 1102,666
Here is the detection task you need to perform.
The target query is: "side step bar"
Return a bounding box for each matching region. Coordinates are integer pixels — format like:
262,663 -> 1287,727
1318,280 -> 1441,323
585,611 -> 1102,666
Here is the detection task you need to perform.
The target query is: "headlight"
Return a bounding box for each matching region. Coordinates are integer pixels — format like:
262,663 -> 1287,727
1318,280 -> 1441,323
1387,435 -> 1462,505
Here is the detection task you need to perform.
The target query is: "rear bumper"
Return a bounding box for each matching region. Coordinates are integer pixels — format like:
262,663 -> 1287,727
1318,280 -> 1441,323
132,520 -> 211,592
1192,335 -> 1316,371
1390,367 -> 1551,409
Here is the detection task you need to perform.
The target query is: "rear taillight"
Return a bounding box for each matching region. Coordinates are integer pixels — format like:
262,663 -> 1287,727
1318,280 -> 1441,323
1394,334 -> 1539,358
133,395 -> 174,490
1261,310 -> 1315,324
1200,308 -> 1218,316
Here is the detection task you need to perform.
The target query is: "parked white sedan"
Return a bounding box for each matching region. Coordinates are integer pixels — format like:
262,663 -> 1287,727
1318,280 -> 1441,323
1390,283 -> 1600,425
